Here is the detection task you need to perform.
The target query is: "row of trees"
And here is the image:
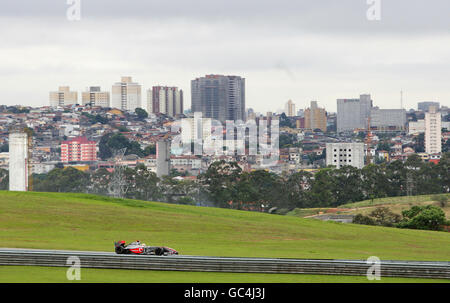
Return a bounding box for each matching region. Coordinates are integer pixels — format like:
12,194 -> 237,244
31,165 -> 206,206
1,152 -> 449,212
198,153 -> 450,210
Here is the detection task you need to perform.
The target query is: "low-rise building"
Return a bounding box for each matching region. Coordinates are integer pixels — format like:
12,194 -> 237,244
326,142 -> 365,169
408,120 -> 425,135
61,137 -> 97,162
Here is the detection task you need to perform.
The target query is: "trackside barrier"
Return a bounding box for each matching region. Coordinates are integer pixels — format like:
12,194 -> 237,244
0,248 -> 448,279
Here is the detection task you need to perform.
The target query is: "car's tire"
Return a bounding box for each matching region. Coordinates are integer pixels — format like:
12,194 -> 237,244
115,245 -> 124,254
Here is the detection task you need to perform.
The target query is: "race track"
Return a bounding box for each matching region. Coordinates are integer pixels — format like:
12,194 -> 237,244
0,248 -> 448,279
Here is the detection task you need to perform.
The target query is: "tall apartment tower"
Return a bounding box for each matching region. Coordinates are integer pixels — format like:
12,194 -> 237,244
111,76 -> 142,112
49,86 -> 78,107
191,75 -> 245,122
337,94 -> 373,132
305,101 -> 327,132
147,86 -> 183,117
425,106 -> 442,154
285,100 -> 296,117
82,86 -> 110,107
326,142 -> 365,169
8,132 -> 29,191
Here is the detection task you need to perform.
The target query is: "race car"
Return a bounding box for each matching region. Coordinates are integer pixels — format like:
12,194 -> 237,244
114,240 -> 179,256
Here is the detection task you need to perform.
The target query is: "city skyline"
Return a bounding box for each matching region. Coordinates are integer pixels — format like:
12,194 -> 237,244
1,1 -> 450,112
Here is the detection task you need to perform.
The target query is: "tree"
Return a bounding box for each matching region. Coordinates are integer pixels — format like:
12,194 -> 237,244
353,214 -> 376,225
198,161 -> 242,207
160,176 -> 201,204
361,164 -> 389,201
81,112 -> 109,124
399,205 -> 446,231
442,138 -> 450,152
331,166 -> 364,205
285,171 -> 313,208
33,167 -> 90,193
143,144 -> 156,156
135,108 -> 148,120
376,142 -> 392,152
279,113 -> 294,128
99,133 -> 147,159
307,168 -> 337,207
116,125 -> 130,132
385,160 -> 407,197
306,152 -> 325,166
279,133 -> 295,148
233,170 -> 284,210
90,168 -> 111,195
368,207 -> 401,227
436,153 -> 450,192
177,196 -> 196,205
414,162 -> 442,195
125,164 -> 161,201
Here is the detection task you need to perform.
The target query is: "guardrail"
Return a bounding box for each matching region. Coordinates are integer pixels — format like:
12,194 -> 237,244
0,248 -> 448,279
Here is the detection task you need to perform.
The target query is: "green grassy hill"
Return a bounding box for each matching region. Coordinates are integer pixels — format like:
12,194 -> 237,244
287,194 -> 450,218
340,194 -> 450,209
1,191 -> 449,262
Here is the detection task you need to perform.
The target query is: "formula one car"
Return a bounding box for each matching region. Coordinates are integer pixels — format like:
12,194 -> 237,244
114,240 -> 179,256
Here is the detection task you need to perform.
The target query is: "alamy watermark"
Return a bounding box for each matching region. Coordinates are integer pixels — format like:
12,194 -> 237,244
171,112 -> 280,167
367,0 -> 381,21
366,256 -> 381,280
66,256 -> 81,280
66,0 -> 81,21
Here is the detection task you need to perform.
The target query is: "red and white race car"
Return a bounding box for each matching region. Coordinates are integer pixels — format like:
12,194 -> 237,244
114,240 -> 178,256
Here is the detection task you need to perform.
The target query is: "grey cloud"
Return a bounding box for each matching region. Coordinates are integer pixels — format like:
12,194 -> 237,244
2,0 -> 450,34
0,0 -> 449,111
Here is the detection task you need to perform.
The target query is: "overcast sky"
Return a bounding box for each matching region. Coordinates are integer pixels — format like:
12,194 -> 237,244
1,0 -> 449,112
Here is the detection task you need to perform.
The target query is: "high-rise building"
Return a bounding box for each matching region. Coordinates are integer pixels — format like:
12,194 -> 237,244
327,113 -> 337,132
295,117 -> 305,129
337,94 -> 373,132
285,100 -> 296,117
425,106 -> 442,154
49,86 -> 78,107
370,108 -> 406,131
82,86 -> 110,107
304,101 -> 327,132
8,132 -> 29,191
147,86 -> 183,117
191,75 -> 245,122
111,76 -> 142,112
326,143 -> 365,169
61,137 -> 97,162
418,101 -> 440,112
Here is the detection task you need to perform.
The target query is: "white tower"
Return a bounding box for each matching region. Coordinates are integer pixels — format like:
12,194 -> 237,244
9,132 -> 29,191
425,106 -> 442,154
156,140 -> 170,178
